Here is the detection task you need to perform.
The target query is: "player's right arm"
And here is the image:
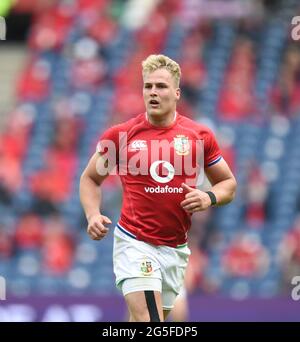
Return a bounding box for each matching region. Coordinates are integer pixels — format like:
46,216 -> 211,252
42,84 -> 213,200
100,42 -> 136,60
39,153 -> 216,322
79,151 -> 112,241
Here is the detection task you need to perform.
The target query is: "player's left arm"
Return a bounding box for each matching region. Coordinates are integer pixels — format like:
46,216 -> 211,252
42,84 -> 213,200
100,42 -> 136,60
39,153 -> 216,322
205,158 -> 237,205
181,158 -> 237,213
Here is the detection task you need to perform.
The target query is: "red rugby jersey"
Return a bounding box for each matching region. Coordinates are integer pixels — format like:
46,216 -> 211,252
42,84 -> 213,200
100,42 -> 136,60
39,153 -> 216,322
97,112 -> 221,247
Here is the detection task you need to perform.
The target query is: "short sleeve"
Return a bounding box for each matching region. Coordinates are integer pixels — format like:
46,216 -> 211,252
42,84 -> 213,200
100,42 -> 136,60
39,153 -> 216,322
96,125 -> 120,168
96,126 -> 119,155
204,128 -> 222,167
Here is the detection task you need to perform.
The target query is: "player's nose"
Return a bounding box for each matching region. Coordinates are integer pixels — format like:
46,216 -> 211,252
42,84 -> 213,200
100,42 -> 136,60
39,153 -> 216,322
150,87 -> 158,95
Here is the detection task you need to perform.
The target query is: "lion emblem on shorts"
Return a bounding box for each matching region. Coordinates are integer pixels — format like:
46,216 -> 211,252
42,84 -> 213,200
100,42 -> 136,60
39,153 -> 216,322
140,260 -> 153,276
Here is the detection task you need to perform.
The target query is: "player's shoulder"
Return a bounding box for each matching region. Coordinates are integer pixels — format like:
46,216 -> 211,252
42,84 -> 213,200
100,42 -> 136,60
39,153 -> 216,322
178,114 -> 215,137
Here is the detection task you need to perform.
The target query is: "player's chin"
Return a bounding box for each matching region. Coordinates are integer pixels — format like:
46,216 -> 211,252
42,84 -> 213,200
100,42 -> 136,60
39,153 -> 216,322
147,107 -> 162,116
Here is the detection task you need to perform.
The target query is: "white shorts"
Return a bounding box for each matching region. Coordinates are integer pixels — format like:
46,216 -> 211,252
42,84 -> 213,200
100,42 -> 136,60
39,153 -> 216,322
113,224 -> 190,310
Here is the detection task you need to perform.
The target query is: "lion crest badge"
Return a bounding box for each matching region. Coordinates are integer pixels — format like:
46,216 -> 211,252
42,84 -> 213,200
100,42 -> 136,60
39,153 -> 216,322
141,260 -> 153,276
174,135 -> 190,156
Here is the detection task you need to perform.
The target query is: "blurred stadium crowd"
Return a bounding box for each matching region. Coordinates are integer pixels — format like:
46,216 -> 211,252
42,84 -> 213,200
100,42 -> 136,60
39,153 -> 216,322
1,0 -> 300,300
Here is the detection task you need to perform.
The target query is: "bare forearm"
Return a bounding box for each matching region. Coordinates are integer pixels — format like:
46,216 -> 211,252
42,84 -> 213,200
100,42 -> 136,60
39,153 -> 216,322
211,178 -> 237,206
79,175 -> 103,220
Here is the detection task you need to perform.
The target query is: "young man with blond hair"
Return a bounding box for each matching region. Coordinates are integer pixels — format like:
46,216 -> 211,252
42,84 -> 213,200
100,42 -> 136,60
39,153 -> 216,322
79,54 -> 237,322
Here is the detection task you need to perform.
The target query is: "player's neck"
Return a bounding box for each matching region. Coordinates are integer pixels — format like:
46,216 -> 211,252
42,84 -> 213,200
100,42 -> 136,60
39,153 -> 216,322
146,111 -> 177,127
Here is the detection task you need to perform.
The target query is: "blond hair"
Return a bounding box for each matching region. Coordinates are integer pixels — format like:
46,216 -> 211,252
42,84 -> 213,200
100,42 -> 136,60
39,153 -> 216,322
142,54 -> 181,87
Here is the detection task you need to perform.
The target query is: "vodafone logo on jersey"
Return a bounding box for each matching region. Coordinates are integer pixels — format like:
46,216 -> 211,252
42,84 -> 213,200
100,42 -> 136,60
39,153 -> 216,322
145,160 -> 183,194
149,160 -> 175,183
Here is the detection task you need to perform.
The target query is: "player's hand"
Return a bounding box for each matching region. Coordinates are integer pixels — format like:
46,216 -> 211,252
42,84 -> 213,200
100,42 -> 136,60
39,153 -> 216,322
87,214 -> 112,241
180,183 -> 212,213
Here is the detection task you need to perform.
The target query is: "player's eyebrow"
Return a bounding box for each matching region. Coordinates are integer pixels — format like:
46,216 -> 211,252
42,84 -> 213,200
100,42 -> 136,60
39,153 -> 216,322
144,82 -> 168,87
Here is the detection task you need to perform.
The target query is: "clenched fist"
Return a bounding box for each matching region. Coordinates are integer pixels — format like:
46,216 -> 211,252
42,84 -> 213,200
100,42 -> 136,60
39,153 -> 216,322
87,214 -> 112,241
180,183 -> 212,213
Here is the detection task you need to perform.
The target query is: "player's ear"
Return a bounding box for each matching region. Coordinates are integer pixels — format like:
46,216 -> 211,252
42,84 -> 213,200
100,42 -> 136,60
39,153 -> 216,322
176,87 -> 181,100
